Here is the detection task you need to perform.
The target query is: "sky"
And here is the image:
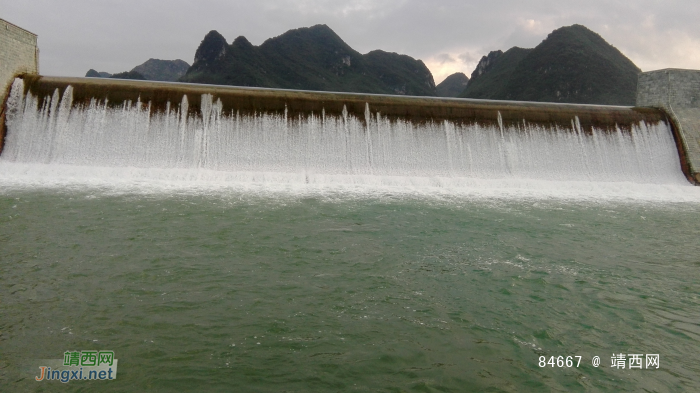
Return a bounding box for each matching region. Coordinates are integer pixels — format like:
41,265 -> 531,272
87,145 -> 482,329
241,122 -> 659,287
3,0 -> 700,84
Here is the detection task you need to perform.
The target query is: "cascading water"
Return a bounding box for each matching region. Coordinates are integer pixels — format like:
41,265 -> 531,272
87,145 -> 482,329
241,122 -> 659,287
0,78 -> 692,194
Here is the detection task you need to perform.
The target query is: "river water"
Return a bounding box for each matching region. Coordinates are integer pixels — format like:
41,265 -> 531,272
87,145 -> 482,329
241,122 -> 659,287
2,188 -> 700,392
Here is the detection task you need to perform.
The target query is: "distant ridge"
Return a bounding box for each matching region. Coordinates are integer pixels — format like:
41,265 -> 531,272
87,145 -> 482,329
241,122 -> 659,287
109,70 -> 146,80
85,69 -> 112,78
460,24 -> 641,105
85,59 -> 190,82
459,48 -> 532,100
180,25 -> 437,96
132,59 -> 190,81
436,72 -> 469,97
83,24 -> 641,105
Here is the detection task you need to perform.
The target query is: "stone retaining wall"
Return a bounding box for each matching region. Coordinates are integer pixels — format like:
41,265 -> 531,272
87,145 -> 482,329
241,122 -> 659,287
1,19 -> 38,102
637,69 -> 700,184
1,18 -> 39,149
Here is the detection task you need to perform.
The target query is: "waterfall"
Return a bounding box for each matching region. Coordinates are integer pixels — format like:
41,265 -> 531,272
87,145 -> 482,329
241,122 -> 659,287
0,78 -> 689,189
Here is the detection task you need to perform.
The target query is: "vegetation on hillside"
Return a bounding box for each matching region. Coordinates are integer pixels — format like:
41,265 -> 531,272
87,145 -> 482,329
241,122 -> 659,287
86,59 -> 190,82
132,59 -> 190,81
85,69 -> 112,78
180,25 -> 436,96
436,72 -> 469,97
459,48 -> 532,99
460,25 -> 641,105
85,24 -> 642,105
109,70 -> 146,80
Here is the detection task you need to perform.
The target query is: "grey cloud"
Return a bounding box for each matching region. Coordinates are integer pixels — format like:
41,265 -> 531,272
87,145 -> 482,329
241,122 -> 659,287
458,52 -> 480,64
435,53 -> 456,64
1,0 -> 699,77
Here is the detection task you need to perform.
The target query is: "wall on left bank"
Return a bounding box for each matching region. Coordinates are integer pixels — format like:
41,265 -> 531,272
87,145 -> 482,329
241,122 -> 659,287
0,18 -> 39,106
0,18 -> 38,152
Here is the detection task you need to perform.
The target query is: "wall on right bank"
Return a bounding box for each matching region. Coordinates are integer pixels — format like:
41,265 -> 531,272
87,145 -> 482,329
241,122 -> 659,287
637,69 -> 700,184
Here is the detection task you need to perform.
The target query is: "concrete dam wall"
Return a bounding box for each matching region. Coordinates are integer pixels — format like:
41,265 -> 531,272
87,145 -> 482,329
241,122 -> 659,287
14,75 -> 665,131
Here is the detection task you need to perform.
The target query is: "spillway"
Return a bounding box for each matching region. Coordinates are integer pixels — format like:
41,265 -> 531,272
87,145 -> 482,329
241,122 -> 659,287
0,75 -> 693,196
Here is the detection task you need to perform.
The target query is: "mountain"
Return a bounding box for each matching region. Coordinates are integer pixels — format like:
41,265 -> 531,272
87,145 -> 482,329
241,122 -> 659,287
85,59 -> 190,82
132,59 -> 190,81
109,70 -> 146,80
85,69 -> 112,78
180,25 -> 436,96
459,48 -> 532,100
460,25 -> 641,105
82,24 -> 638,104
435,72 -> 469,97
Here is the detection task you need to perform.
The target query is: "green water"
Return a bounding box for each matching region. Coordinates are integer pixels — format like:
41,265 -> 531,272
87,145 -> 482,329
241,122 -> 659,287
1,189 -> 699,392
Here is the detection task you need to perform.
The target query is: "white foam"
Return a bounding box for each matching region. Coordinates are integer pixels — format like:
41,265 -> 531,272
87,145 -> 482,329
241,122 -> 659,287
2,78 -> 698,202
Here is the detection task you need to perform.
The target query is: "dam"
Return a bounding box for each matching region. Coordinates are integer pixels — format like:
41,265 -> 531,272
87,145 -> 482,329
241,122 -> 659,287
1,74 -> 696,196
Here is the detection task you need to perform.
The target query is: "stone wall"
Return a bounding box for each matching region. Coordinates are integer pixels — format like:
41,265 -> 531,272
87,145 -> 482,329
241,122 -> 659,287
0,19 -> 38,153
1,19 -> 39,106
637,69 -> 700,184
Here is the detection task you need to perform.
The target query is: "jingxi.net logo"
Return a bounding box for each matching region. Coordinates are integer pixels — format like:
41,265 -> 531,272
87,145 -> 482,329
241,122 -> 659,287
35,350 -> 118,383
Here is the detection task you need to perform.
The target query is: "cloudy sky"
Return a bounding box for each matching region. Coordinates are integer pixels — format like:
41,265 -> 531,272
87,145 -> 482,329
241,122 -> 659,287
3,0 -> 700,84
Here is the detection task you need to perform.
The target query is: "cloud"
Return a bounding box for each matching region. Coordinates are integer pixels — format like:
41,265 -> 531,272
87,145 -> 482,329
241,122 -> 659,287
435,53 -> 456,64
263,0 -> 408,18
458,52 -> 480,64
426,49 -> 482,84
611,27 -> 700,71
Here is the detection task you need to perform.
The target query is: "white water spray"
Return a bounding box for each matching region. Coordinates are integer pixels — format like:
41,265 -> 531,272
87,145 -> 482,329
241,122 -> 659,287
0,78 -> 692,196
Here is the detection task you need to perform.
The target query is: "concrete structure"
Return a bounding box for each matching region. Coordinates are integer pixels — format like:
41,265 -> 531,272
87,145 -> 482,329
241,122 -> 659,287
19,75 -> 665,132
1,18 -> 39,150
1,19 -> 38,102
637,69 -> 700,184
